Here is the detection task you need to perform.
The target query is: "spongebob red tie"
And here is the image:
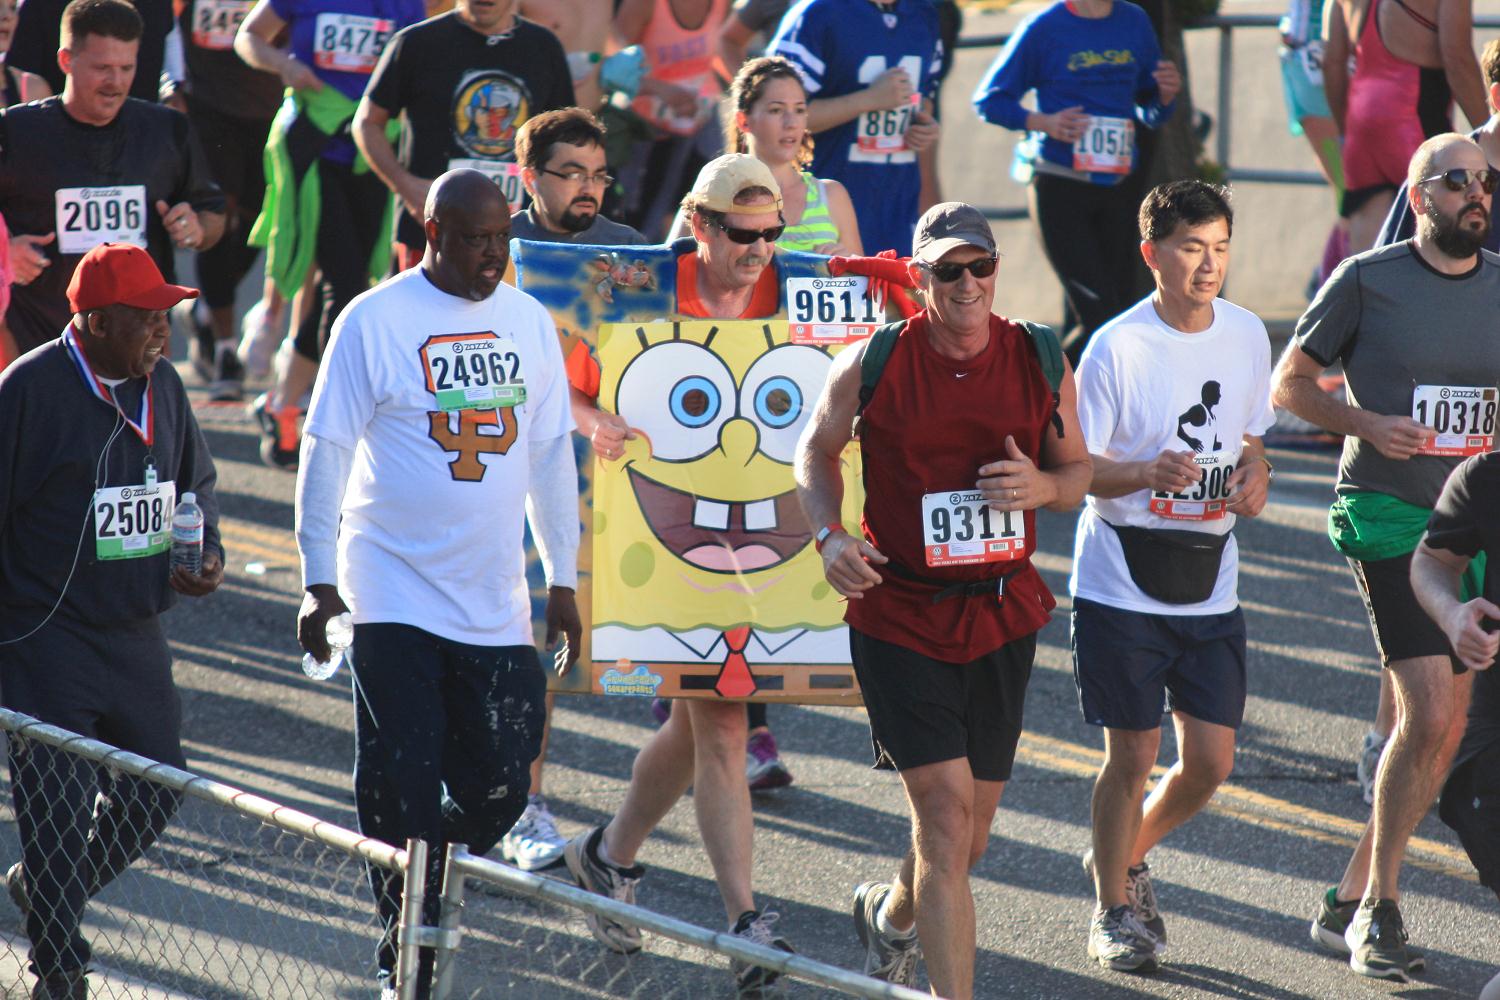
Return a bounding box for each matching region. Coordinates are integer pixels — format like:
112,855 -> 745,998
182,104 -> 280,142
714,626 -> 756,699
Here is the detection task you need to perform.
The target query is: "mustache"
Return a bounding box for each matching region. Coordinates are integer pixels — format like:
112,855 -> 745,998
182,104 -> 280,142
569,198 -> 597,209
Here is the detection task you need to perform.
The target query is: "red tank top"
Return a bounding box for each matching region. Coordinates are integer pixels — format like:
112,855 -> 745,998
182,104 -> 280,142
845,313 -> 1057,663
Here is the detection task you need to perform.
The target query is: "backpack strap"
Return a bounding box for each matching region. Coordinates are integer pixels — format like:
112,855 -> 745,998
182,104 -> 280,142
851,320 -> 907,438
1018,319 -> 1066,438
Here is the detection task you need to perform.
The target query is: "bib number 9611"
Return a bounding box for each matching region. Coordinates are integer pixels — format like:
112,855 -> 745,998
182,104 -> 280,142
921,490 -> 1026,567
786,276 -> 885,345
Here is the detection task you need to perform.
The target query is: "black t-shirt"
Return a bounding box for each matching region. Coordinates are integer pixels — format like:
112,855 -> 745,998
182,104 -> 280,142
1424,451 -> 1500,765
178,0 -> 285,120
8,0 -> 174,101
0,97 -> 225,353
366,13 -> 574,249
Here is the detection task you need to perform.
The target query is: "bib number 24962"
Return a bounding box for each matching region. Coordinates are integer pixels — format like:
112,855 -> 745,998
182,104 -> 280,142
921,490 -> 1026,567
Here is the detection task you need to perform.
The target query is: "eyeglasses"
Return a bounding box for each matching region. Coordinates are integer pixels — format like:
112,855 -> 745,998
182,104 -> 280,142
1421,168 -> 1500,194
541,168 -> 615,187
923,255 -> 999,282
713,219 -> 785,244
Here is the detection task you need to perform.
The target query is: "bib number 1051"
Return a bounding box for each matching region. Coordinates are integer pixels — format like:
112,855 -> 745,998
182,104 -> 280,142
921,490 -> 1026,567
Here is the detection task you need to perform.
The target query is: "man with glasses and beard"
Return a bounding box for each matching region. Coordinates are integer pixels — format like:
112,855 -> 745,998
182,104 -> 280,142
794,202 -> 1091,997
1273,132 -> 1500,982
512,108 -> 648,245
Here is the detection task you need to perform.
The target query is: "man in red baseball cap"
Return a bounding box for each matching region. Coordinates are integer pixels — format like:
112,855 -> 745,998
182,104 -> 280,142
0,241 -> 222,1000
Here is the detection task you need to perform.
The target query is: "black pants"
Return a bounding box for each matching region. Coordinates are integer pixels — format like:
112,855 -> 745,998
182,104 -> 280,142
293,159 -> 390,362
0,616 -> 184,977
349,623 -> 545,991
1028,171 -> 1142,364
187,97 -> 274,310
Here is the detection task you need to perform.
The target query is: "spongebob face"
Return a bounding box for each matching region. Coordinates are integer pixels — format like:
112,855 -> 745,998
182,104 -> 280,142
593,319 -> 855,631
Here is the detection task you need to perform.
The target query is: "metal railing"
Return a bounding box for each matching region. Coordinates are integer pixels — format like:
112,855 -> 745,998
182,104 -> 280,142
0,708 -> 929,998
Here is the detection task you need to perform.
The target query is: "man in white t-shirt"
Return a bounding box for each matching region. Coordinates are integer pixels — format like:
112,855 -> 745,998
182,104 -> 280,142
292,169 -> 581,1000
1070,180 -> 1275,973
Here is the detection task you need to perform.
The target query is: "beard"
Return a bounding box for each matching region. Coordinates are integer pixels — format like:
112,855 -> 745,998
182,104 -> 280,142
558,200 -> 598,233
1424,200 -> 1491,258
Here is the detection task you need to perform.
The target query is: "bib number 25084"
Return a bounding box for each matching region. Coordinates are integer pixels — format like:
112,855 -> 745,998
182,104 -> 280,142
93,481 -> 176,560
921,490 -> 1026,567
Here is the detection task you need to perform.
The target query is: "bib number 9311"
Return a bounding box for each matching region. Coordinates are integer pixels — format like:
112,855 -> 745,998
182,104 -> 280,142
921,490 -> 1026,567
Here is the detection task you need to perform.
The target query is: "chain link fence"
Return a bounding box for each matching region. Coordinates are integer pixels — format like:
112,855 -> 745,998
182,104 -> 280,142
0,710 -> 926,999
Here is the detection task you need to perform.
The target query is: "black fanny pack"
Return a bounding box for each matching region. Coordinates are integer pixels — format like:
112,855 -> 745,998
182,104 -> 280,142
1101,519 -> 1230,605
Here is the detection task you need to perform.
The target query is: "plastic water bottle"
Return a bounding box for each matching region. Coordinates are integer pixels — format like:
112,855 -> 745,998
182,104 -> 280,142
170,492 -> 204,575
302,613 -> 353,680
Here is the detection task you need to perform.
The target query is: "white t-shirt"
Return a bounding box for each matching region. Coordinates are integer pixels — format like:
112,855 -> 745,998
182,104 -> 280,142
1069,295 -> 1276,616
304,268 -> 574,645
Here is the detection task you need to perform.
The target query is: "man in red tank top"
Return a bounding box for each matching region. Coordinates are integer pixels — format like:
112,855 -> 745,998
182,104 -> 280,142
796,202 -> 1092,998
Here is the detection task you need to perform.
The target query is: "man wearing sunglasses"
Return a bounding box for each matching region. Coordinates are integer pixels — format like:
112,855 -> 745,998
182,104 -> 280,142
1273,132 -> 1500,982
795,202 -> 1091,997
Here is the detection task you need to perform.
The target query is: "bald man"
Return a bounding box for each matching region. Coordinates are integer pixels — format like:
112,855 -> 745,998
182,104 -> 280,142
295,169 -> 581,999
1273,133 -> 1500,982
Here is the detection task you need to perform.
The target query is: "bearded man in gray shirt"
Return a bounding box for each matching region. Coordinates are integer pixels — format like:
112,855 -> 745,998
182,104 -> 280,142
1272,132 -> 1500,983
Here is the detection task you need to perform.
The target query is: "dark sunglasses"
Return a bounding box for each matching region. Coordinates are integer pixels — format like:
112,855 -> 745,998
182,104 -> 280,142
714,219 -> 785,245
1421,168 -> 1500,194
924,255 -> 999,282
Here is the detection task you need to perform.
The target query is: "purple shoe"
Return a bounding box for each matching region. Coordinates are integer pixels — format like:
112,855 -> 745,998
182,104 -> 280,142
650,697 -> 671,726
747,730 -> 793,791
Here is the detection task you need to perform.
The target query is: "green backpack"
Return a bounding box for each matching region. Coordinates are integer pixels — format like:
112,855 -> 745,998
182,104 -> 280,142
853,319 -> 1066,438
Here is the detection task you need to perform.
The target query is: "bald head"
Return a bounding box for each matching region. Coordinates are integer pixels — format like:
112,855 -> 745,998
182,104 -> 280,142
425,168 -> 509,226
1408,133 -> 1486,193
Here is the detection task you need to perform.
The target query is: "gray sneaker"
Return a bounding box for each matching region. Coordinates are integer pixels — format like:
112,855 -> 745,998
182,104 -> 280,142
1087,904 -> 1160,973
1309,887 -> 1424,971
562,826 -> 644,954
729,908 -> 794,995
1082,849 -> 1166,949
851,881 -> 921,986
1356,731 -> 1386,806
1345,897 -> 1413,982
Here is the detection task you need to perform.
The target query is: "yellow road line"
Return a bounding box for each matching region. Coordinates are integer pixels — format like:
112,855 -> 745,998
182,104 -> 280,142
220,516 -> 296,551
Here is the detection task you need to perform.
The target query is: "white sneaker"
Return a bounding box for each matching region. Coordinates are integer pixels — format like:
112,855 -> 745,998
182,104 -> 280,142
500,799 -> 566,871
1357,730 -> 1386,806
237,300 -> 285,380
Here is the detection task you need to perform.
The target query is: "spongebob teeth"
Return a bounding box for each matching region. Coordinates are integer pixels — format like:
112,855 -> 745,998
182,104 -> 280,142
693,498 -> 731,531
744,498 -> 777,531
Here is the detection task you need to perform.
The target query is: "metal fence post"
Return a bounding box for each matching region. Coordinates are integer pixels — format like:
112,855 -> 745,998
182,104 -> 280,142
397,838 -> 428,1000
429,843 -> 469,1000
1216,23 -> 1232,171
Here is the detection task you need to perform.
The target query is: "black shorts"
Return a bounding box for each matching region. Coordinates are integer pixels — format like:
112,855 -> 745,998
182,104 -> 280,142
848,627 -> 1035,782
1071,598 -> 1247,732
1440,743 -> 1500,901
1347,553 -> 1462,672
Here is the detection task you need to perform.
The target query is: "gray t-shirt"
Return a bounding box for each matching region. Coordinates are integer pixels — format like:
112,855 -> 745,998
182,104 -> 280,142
510,209 -> 650,246
1295,241 -> 1500,508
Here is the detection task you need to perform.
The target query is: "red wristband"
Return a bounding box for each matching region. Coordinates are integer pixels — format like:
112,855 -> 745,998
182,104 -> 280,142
814,522 -> 844,553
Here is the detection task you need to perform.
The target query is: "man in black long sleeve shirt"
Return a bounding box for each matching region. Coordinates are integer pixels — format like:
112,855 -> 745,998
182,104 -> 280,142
0,242 -> 223,1000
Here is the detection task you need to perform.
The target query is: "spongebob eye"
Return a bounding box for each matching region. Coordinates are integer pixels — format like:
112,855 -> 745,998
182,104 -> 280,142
615,341 -> 736,462
739,344 -> 831,464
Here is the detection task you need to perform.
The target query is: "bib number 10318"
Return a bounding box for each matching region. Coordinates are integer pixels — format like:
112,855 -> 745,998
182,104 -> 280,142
921,490 -> 1026,567
1412,385 -> 1497,456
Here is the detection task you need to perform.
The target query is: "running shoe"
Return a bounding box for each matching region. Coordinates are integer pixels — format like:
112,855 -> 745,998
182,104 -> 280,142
500,798 -> 566,871
1357,730 -> 1386,806
1309,887 -> 1424,971
1087,904 -> 1159,973
650,697 -> 670,726
746,730 -> 793,791
209,344 -> 245,402
237,299 -> 284,380
186,303 -> 215,381
30,969 -> 87,1000
562,826 -> 645,954
1081,849 -> 1165,949
851,880 -> 920,986
1345,897 -> 1413,982
7,861 -> 27,919
252,392 -> 301,471
728,908 -> 794,995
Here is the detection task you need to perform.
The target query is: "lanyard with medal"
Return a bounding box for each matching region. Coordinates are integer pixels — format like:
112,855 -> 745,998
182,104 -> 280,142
63,326 -> 177,560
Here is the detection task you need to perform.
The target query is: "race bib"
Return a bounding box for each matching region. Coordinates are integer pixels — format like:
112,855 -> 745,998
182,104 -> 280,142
786,276 -> 885,345
855,93 -> 919,155
1071,116 -> 1134,174
420,332 -> 527,412
448,158 -> 524,215
93,481 -> 175,561
312,12 -> 394,73
1149,451 -> 1235,521
55,186 -> 147,255
920,490 -> 1026,567
191,0 -> 252,50
1412,384 -> 1497,456
1297,39 -> 1325,85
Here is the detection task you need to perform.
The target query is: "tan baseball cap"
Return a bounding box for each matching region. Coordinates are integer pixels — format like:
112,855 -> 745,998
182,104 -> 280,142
688,153 -> 783,215
912,202 -> 997,263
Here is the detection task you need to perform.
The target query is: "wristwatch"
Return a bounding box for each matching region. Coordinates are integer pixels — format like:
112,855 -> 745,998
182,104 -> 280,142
814,523 -> 843,553
1259,455 -> 1276,484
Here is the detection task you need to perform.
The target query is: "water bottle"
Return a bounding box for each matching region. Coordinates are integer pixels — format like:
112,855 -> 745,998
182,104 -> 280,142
170,492 -> 204,575
302,613 -> 353,680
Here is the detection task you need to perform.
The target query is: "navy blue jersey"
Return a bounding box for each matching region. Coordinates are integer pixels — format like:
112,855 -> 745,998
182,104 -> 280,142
769,0 -> 943,255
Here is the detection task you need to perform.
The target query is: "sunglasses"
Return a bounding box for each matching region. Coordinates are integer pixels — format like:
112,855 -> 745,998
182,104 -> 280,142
1421,168 -> 1500,194
714,219 -> 785,245
924,255 -> 999,282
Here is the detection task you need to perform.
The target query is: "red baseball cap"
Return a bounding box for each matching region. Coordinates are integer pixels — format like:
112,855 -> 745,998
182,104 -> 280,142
67,243 -> 198,313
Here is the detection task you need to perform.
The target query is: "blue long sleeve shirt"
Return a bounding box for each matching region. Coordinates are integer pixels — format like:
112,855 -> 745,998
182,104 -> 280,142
972,0 -> 1174,185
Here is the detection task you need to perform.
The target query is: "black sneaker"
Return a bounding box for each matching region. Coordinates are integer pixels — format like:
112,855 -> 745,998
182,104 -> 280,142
209,346 -> 245,402
1310,886 -> 1424,971
30,969 -> 86,1000
251,393 -> 301,471
729,908 -> 794,995
1345,897 -> 1412,981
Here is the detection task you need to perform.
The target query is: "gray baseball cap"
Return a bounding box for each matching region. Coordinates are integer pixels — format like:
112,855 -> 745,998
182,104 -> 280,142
912,202 -> 997,264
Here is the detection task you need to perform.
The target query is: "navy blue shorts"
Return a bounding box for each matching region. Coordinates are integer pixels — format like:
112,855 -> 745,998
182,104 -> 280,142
1070,598 -> 1247,732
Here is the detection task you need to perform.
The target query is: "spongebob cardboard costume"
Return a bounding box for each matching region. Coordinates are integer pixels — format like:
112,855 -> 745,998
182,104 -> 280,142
514,236 -> 867,703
